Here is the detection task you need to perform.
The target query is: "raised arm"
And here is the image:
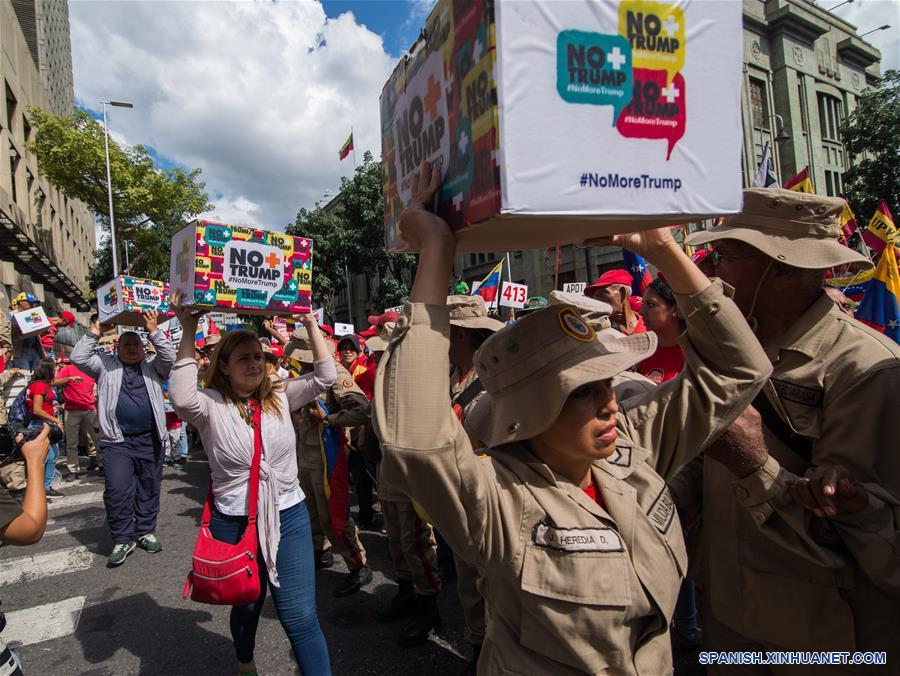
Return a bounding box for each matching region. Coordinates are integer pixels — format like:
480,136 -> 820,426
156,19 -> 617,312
168,291 -> 210,426
144,310 -> 176,378
284,312 -> 336,410
373,162 -> 512,567
70,317 -> 116,379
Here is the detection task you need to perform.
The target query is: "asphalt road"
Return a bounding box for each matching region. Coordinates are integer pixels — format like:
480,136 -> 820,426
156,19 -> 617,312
0,451 -> 471,675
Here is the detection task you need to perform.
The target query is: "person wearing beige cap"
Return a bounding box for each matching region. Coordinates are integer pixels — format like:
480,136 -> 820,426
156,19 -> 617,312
683,187 -> 900,667
287,331 -> 373,597
373,162 -> 771,675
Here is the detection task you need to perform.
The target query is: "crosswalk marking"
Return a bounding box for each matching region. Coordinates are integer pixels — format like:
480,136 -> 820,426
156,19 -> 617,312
0,546 -> 100,587
44,513 -> 106,537
47,490 -> 104,511
2,597 -> 86,648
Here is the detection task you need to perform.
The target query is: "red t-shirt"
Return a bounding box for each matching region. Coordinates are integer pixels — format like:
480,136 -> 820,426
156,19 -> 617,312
582,478 -> 607,510
638,344 -> 686,384
26,381 -> 55,417
165,411 -> 182,430
56,364 -> 96,410
348,358 -> 374,400
40,323 -> 59,350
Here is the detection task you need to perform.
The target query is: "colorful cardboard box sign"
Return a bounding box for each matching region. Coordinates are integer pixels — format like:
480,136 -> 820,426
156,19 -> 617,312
96,276 -> 173,326
381,0 -> 742,252
169,220 -> 313,316
12,306 -> 51,338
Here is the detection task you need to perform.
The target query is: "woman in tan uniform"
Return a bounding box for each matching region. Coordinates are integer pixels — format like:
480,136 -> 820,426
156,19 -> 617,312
373,163 -> 773,675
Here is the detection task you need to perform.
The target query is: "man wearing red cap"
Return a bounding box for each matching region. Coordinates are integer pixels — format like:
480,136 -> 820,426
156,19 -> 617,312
40,310 -> 76,361
584,270 -> 647,335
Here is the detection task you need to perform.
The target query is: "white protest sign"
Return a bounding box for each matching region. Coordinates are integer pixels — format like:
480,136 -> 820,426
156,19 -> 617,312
384,305 -> 403,314
334,322 -> 355,336
563,282 -> 587,294
499,281 -> 528,309
222,239 -> 286,306
312,307 -> 325,325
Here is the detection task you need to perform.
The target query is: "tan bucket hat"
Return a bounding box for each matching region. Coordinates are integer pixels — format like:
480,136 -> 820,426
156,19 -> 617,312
284,335 -> 314,364
365,322 -> 396,353
448,295 -> 506,332
685,188 -> 871,269
549,290 -> 613,331
467,304 -> 656,447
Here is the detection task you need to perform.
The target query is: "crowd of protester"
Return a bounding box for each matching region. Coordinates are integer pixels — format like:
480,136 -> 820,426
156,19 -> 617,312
1,175 -> 898,676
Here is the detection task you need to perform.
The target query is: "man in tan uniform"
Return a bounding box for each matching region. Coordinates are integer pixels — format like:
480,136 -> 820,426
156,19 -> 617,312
684,188 -> 900,672
365,321 -> 444,646
287,332 -> 373,597
374,162 -> 772,675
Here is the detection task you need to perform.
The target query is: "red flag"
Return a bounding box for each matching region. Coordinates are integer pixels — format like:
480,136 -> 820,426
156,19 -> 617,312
784,167 -> 814,193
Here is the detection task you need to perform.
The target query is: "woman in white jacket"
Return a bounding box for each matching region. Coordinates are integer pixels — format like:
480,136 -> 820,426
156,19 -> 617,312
169,292 -> 336,676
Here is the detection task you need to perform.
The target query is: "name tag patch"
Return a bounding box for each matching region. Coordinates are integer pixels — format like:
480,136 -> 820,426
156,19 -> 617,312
772,379 -> 823,407
532,521 -> 624,553
647,487 -> 676,535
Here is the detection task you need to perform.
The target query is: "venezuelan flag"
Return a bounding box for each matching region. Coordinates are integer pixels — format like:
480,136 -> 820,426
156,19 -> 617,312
622,250 -> 653,296
784,167 -> 814,193
855,242 -> 900,343
338,132 -> 353,161
472,260 -> 503,306
826,268 -> 875,302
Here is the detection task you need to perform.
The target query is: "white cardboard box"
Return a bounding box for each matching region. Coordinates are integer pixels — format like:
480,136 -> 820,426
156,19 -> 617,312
11,306 -> 50,338
381,0 -> 743,251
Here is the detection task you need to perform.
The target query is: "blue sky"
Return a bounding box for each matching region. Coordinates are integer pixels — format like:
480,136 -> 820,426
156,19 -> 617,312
321,0 -> 434,56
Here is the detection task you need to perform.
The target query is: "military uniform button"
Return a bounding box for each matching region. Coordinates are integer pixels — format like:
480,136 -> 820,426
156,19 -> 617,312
708,302 -> 720,314
753,512 -> 766,524
507,422 -> 519,435
735,486 -> 749,499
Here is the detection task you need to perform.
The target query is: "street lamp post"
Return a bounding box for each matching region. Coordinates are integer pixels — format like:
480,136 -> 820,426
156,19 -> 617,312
101,99 -> 134,277
860,25 -> 890,38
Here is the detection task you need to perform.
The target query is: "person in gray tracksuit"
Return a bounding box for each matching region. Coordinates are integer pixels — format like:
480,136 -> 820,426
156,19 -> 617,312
70,311 -> 175,566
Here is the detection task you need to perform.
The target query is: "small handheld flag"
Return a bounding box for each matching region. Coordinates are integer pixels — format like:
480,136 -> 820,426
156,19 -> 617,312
339,132 -> 354,161
752,142 -> 780,188
855,242 -> 900,343
622,250 -> 652,296
472,260 -> 503,307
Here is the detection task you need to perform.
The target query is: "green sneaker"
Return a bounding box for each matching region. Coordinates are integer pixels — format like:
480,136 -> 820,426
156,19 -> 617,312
137,532 -> 163,553
108,540 -> 136,567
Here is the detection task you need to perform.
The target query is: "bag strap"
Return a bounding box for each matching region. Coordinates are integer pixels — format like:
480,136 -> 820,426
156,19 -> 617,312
452,378 -> 484,410
752,389 -> 813,463
199,399 -> 263,527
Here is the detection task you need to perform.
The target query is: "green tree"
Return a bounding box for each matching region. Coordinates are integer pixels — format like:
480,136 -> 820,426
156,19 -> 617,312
287,151 -> 416,318
840,69 -> 899,220
26,107 -> 213,290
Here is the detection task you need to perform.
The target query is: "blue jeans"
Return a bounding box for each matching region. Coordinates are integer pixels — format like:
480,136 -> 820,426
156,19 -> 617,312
208,500 -> 331,674
13,347 -> 41,371
29,422 -> 59,489
178,425 -> 188,459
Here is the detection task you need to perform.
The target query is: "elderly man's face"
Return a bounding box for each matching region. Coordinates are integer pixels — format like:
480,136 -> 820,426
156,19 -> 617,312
710,240 -> 772,316
591,284 -> 626,314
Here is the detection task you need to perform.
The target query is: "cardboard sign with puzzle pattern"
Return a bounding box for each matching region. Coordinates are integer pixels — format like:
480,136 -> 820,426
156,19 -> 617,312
96,276 -> 173,326
11,306 -> 51,338
381,0 -> 742,252
169,220 -> 313,316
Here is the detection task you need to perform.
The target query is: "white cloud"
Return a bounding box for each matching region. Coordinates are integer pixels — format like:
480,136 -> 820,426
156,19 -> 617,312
69,0 -> 396,231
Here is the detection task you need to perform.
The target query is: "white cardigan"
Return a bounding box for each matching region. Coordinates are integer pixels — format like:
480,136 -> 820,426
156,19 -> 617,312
169,356 -> 336,586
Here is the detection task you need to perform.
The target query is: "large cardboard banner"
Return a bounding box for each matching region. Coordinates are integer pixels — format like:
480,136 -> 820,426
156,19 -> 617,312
381,0 -> 742,252
169,220 -> 313,316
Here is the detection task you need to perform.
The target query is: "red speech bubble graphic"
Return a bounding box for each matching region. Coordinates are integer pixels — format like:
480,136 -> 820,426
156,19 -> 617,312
615,68 -> 685,160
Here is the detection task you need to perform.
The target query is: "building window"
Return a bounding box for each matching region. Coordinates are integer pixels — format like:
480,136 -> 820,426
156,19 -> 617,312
749,78 -> 768,129
468,254 -> 477,266
824,170 -> 843,197
817,93 -> 842,142
5,83 -> 16,135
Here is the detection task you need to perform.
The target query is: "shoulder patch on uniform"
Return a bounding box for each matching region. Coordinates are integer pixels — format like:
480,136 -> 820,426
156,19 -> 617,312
532,521 -> 624,553
607,444 -> 632,468
341,378 -> 354,389
771,379 -> 823,407
558,307 -> 595,343
647,487 -> 676,535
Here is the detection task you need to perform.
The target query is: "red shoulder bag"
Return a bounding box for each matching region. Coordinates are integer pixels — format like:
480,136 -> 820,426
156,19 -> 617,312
183,400 -> 263,606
